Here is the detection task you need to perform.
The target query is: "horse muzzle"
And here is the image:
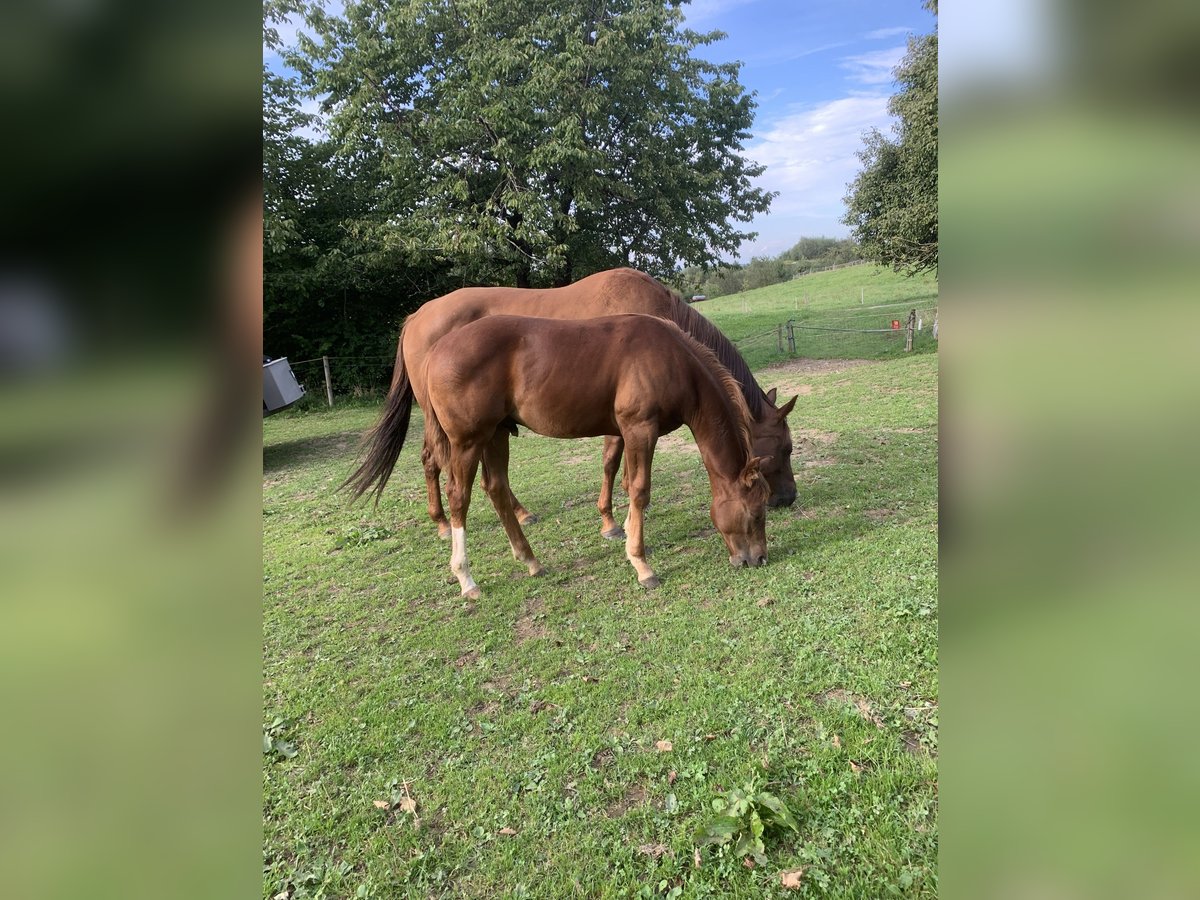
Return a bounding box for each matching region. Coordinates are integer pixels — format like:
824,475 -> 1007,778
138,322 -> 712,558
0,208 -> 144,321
730,553 -> 768,568
768,491 -> 797,508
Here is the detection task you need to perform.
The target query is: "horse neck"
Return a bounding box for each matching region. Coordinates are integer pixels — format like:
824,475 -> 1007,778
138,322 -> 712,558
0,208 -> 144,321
669,302 -> 766,420
684,361 -> 750,491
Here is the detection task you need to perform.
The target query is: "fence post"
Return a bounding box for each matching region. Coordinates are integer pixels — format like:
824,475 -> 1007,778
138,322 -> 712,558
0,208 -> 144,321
904,309 -> 916,352
786,319 -> 796,355
777,323 -> 784,354
322,355 -> 334,407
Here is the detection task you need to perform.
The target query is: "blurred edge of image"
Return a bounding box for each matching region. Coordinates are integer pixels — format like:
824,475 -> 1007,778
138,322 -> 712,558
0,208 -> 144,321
0,2 -> 261,898
941,0 -> 1200,897
0,0 -> 1198,898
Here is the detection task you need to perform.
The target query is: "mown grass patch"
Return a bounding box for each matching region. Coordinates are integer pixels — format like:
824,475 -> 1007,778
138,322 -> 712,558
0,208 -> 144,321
263,353 -> 938,898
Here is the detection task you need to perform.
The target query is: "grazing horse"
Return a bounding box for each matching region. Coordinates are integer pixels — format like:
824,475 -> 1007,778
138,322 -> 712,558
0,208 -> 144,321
347,314 -> 770,597
357,268 -> 797,541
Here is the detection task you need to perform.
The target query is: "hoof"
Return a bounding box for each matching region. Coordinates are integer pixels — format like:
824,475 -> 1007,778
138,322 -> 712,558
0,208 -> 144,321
463,586 -> 483,600
519,513 -> 539,526
437,525 -> 451,541
602,527 -> 626,540
528,564 -> 545,577
639,575 -> 661,590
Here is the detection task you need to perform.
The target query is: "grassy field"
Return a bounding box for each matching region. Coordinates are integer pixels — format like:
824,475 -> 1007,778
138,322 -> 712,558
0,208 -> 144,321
694,265 -> 939,370
263,324 -> 938,898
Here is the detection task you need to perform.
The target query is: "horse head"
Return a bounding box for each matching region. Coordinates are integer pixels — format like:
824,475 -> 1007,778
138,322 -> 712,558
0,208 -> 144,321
710,455 -> 770,568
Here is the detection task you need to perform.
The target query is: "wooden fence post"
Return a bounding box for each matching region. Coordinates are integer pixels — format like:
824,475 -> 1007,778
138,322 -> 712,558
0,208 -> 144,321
322,355 -> 334,407
777,323 -> 784,354
904,309 -> 916,352
786,320 -> 796,355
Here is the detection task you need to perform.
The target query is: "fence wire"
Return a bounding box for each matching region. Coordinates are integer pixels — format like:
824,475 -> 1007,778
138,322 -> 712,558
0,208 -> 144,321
285,356 -> 396,405
734,306 -> 938,364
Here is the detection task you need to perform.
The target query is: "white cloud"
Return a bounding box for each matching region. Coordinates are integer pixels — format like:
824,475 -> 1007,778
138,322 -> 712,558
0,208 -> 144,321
839,46 -> 906,85
735,94 -> 894,256
866,26 -> 913,40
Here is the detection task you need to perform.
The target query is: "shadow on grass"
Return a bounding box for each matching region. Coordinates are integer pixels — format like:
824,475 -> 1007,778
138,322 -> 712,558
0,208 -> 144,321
263,430 -> 364,475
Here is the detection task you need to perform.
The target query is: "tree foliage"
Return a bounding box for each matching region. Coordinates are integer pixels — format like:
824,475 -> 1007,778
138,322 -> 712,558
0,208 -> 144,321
264,0 -> 465,385
674,235 -> 859,299
290,0 -> 773,286
842,1 -> 937,275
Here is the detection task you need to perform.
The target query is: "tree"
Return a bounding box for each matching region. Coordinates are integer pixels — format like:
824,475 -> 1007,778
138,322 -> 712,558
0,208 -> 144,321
842,0 -> 937,275
293,0 -> 774,286
699,265 -> 744,298
265,0 -> 463,388
742,256 -> 786,291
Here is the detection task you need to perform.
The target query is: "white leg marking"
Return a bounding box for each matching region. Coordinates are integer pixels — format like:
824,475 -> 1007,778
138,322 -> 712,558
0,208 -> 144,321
450,526 -> 479,596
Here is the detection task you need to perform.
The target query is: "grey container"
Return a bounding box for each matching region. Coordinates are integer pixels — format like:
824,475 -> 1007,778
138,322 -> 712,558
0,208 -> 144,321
263,357 -> 305,416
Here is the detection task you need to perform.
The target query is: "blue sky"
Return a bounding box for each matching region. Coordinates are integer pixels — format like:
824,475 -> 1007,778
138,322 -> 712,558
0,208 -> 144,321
267,0 -> 937,262
681,0 -> 936,258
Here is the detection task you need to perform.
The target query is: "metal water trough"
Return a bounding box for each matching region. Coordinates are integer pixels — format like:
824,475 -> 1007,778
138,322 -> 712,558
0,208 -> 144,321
263,356 -> 305,416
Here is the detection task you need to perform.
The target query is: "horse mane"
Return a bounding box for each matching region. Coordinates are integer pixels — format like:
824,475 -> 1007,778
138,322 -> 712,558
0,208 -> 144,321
659,319 -> 755,463
658,292 -> 766,419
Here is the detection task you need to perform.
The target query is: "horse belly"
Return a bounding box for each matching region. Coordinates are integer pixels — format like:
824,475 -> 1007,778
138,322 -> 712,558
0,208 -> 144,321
508,380 -> 618,439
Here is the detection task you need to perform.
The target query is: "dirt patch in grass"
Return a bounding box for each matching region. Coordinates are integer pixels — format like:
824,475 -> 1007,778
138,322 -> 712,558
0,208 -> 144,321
605,781 -> 648,818
480,672 -> 514,697
656,432 -> 698,454
865,508 -> 894,522
469,699 -> 501,717
790,429 -> 839,472
764,358 -> 875,376
801,458 -> 836,468
515,597 -> 549,643
817,689 -> 886,730
453,650 -> 479,669
795,429 -> 839,445
589,748 -> 615,770
901,731 -> 929,756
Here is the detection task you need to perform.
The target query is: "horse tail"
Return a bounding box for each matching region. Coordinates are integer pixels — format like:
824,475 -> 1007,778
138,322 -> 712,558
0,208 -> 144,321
342,335 -> 414,505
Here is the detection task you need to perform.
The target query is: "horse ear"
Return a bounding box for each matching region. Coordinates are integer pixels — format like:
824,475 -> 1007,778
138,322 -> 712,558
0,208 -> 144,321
777,395 -> 798,420
742,455 -> 769,487
765,387 -> 778,405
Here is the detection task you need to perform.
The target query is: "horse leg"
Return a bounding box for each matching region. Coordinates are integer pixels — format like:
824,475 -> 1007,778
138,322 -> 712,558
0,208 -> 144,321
421,439 -> 451,540
512,492 -> 538,526
445,443 -> 484,599
481,432 -> 543,576
597,435 -> 626,540
620,430 -> 659,589
489,431 -> 537,526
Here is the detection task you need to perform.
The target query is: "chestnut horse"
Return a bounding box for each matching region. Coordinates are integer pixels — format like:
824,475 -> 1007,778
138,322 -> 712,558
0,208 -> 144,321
357,268 -> 797,541
348,314 -> 769,597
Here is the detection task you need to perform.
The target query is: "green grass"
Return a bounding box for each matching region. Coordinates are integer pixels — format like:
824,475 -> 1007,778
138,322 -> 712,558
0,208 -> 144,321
263,351 -> 938,898
696,265 -> 939,370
